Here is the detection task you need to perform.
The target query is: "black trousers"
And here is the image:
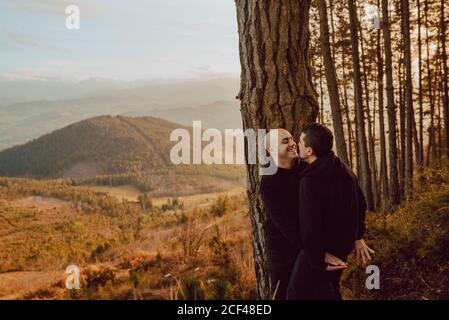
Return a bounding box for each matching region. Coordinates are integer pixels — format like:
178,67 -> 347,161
268,253 -> 297,300
286,250 -> 343,300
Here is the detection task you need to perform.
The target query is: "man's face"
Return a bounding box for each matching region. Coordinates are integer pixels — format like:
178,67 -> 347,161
298,132 -> 313,161
269,129 -> 298,161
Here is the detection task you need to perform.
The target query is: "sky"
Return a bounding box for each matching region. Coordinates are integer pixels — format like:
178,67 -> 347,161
0,0 -> 241,81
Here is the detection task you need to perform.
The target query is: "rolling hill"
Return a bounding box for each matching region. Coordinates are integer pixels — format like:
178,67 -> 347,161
0,115 -> 244,197
0,77 -> 242,151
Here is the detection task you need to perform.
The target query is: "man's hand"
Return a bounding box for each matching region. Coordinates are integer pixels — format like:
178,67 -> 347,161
325,252 -> 348,271
354,239 -> 375,265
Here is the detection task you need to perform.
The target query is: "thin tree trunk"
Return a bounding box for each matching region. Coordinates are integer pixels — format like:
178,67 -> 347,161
377,14 -> 389,210
440,0 -> 449,158
437,70 -> 443,164
382,0 -> 400,209
412,111 -> 421,172
331,0 -> 354,169
398,44 -> 406,196
436,31 -> 443,165
318,0 -> 349,165
358,9 -> 379,208
342,45 -> 354,169
347,0 -> 374,210
355,112 -> 362,179
235,0 -> 318,299
319,56 -> 325,124
329,0 -> 337,59
417,0 -> 425,170
425,0 -> 437,166
396,0 -> 406,195
403,0 -> 414,200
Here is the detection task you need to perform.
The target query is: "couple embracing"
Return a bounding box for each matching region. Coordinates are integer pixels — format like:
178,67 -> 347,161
260,123 -> 374,300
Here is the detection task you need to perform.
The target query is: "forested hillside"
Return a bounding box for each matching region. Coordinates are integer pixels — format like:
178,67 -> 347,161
0,116 -> 244,196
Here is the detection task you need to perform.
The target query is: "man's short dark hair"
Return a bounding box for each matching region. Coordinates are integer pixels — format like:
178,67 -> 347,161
301,123 -> 334,157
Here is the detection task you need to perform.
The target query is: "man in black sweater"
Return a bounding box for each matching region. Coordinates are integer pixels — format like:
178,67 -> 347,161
260,129 -> 350,300
286,123 -> 374,299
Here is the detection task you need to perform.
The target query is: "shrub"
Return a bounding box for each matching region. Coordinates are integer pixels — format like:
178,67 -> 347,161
180,277 -> 206,300
83,265 -> 117,291
210,195 -> 229,217
342,183 -> 449,299
208,279 -> 232,300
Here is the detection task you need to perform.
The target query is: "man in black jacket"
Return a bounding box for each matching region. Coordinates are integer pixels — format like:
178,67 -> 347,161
286,123 -> 374,299
260,129 -> 349,300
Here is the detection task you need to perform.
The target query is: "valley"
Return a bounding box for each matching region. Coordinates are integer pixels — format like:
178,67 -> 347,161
0,177 -> 253,300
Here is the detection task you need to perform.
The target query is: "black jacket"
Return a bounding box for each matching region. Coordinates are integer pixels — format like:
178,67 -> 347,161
297,151 -> 367,271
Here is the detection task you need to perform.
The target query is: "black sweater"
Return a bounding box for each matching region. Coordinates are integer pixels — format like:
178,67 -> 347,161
297,151 -> 367,270
260,160 -> 307,259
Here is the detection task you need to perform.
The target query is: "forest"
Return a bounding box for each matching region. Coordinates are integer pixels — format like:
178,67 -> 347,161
235,0 -> 449,299
308,0 -> 449,212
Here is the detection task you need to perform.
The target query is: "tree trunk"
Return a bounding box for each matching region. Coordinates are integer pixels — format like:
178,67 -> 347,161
377,16 -> 389,210
341,44 -> 355,169
398,55 -> 406,195
436,30 -> 443,165
425,0 -> 437,166
402,0 -> 414,200
417,0 -> 425,170
437,67 -> 443,164
382,0 -> 401,209
235,0 -> 318,299
347,0 -> 374,210
318,0 -> 349,165
358,8 -> 379,209
319,57 -> 325,124
440,0 -> 449,158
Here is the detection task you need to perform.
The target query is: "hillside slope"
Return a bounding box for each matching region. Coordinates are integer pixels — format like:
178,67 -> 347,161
0,116 -> 244,196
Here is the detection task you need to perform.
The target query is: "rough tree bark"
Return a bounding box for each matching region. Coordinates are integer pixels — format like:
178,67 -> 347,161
235,0 -> 318,299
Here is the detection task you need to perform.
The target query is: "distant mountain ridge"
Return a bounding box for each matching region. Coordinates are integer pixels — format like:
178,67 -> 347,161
0,77 -> 242,151
0,115 -> 244,196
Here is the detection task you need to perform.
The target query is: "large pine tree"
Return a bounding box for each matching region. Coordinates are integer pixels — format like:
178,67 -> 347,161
235,0 -> 318,299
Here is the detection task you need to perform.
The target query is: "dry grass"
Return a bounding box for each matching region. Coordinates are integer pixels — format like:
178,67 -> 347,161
0,270 -> 63,299
0,178 -> 255,300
